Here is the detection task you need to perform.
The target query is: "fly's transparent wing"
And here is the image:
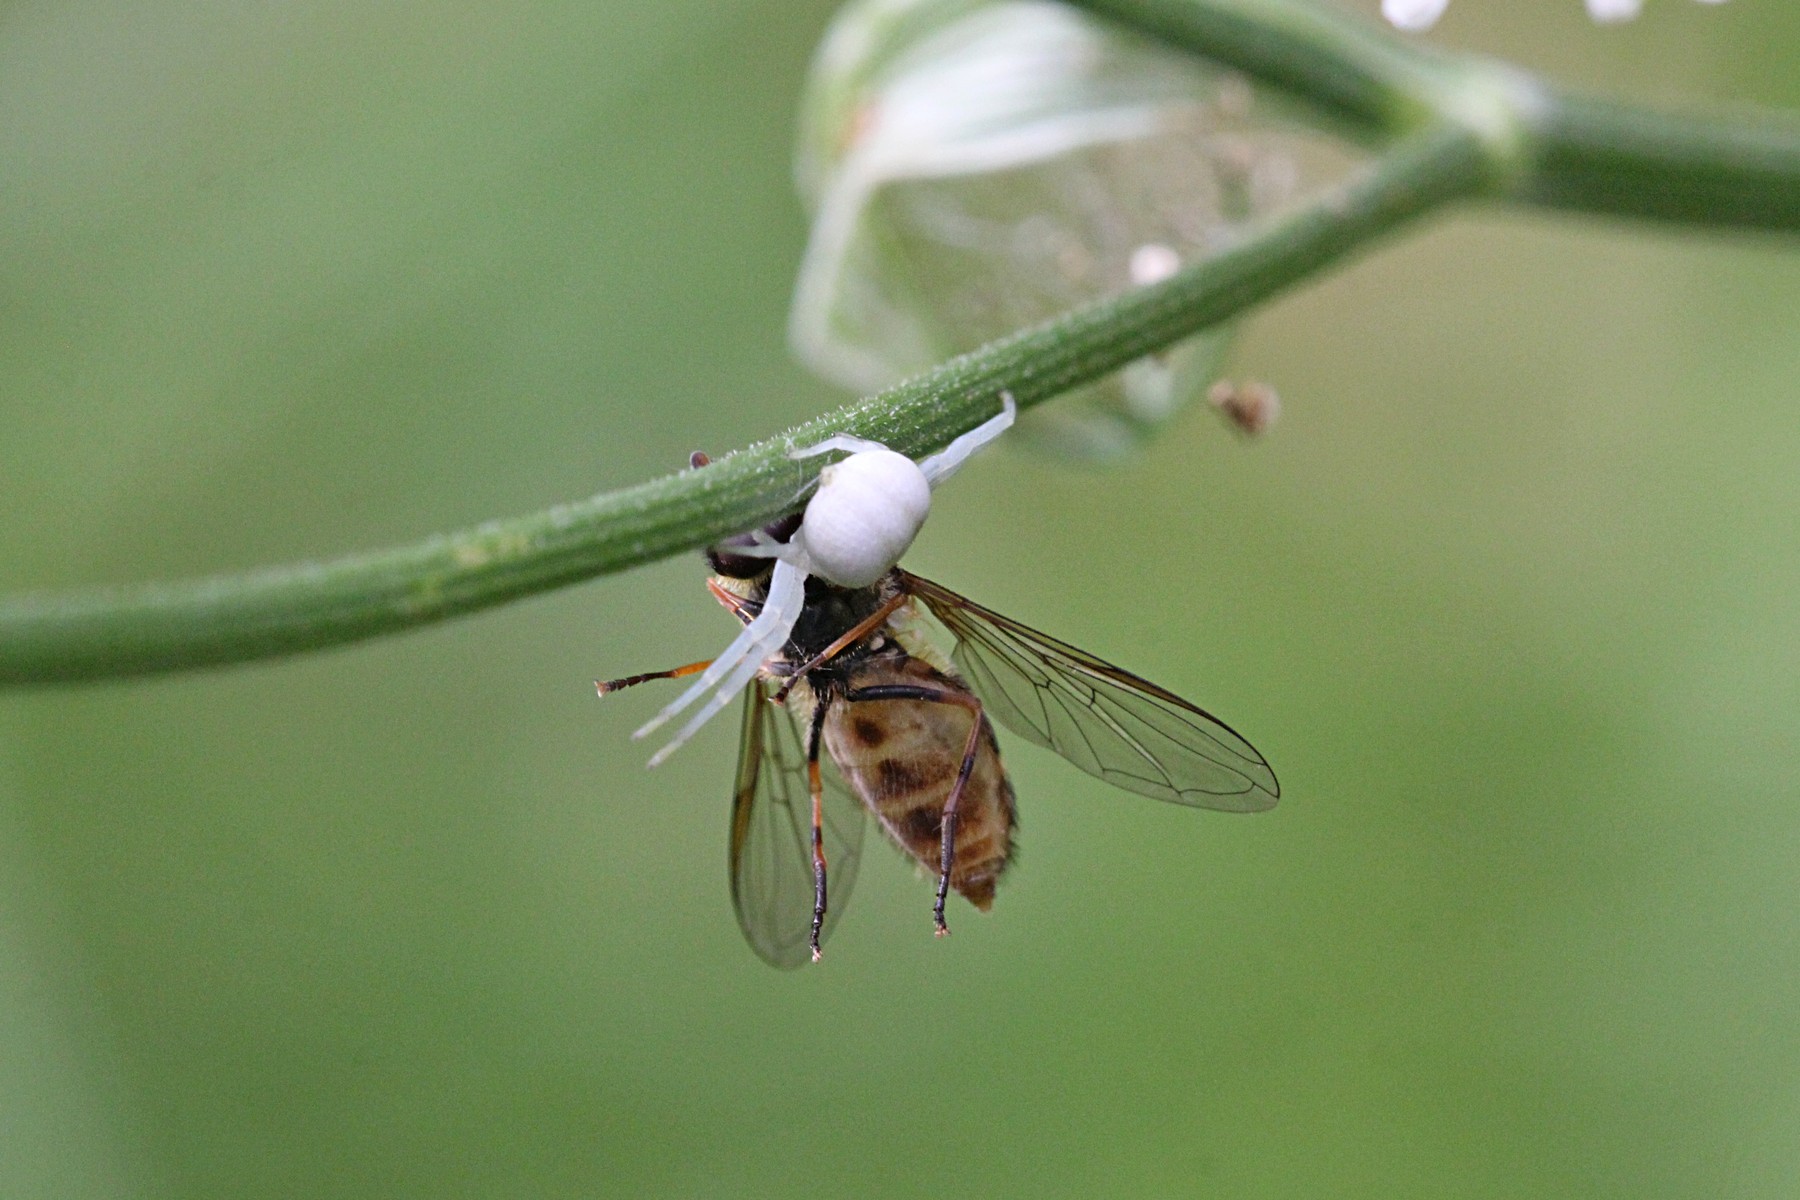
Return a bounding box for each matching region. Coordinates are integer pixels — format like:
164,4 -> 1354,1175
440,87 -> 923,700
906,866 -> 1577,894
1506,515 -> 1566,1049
728,680 -> 868,968
903,572 -> 1279,811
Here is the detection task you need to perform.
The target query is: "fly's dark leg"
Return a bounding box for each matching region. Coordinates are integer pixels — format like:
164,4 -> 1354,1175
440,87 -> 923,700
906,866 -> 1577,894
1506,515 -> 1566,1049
843,682 -> 985,938
932,695 -> 987,937
594,659 -> 711,696
806,694 -> 833,963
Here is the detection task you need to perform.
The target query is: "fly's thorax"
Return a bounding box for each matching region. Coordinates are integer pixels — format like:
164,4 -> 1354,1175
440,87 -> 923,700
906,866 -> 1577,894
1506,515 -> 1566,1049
882,596 -> 958,679
822,655 -> 1016,910
782,573 -> 900,663
775,673 -> 823,733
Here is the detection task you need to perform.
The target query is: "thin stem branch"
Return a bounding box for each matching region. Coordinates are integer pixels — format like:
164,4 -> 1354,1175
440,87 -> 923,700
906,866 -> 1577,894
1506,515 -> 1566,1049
1066,0 -> 1452,133
1518,92 -> 1800,229
0,123 -> 1486,685
1073,0 -> 1800,231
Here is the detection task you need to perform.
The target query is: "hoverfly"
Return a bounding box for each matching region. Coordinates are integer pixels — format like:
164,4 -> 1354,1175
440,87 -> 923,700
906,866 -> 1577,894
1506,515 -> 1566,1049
599,499 -> 1279,968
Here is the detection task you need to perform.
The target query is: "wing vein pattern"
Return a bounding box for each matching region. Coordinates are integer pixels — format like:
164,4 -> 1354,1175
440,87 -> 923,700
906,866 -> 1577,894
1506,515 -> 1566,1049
728,680 -> 868,968
903,572 -> 1279,811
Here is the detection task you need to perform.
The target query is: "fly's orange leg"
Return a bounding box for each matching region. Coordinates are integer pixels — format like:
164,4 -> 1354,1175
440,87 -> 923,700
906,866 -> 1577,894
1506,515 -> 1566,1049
843,681 -> 986,938
595,659 -> 711,696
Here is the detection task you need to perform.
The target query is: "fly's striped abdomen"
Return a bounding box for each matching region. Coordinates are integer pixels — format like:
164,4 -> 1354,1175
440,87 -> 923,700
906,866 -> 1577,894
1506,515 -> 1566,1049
822,657 -> 1016,910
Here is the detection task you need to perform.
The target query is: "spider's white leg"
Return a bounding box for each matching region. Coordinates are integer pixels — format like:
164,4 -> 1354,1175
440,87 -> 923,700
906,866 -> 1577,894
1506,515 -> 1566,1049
643,630 -> 778,769
633,556 -> 807,745
727,528 -> 810,561
629,622 -> 761,741
641,558 -> 808,766
790,433 -> 888,460
918,391 -> 1016,486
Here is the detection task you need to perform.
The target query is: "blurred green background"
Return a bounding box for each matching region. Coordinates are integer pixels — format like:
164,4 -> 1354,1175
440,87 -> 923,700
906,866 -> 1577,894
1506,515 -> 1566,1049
3,1 -> 1799,1196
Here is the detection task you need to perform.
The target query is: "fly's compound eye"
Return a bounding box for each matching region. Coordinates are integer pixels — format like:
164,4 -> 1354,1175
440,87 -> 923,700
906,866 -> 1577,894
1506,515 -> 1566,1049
706,512 -> 803,578
799,449 -> 931,589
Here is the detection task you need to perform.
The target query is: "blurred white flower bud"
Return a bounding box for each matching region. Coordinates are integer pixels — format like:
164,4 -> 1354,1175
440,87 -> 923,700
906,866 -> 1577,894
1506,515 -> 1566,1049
1381,0 -> 1452,31
1586,0 -> 1645,21
1385,0 -> 1725,31
789,0 -> 1356,460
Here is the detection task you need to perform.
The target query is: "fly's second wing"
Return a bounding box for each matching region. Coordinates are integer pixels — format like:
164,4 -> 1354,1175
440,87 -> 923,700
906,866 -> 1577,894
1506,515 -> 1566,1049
728,680 -> 868,968
903,572 -> 1279,811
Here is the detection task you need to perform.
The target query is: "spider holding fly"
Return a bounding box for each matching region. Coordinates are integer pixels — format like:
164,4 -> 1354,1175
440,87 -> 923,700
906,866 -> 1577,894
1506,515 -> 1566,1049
598,395 -> 1278,967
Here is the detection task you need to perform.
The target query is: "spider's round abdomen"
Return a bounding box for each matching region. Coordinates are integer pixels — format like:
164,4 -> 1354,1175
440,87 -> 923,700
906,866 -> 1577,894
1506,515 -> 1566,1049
800,450 -> 931,588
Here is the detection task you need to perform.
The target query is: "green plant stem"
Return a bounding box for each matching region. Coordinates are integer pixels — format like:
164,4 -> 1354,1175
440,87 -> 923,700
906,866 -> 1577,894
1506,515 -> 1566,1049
1072,0 -> 1800,231
5,0 -> 1800,684
0,122 -> 1486,685
1519,93 -> 1800,229
1068,0 -> 1451,132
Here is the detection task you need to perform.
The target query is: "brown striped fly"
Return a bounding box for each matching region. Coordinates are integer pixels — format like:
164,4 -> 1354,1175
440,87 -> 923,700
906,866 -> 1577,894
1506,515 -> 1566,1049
599,508 -> 1279,968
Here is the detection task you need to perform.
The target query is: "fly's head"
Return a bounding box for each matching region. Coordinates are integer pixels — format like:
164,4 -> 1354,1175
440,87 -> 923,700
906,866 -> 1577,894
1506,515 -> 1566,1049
705,512 -> 802,582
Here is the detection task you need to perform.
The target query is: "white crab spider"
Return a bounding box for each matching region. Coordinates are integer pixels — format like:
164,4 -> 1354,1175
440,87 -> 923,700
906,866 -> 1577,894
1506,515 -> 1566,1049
633,391 -> 1017,766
